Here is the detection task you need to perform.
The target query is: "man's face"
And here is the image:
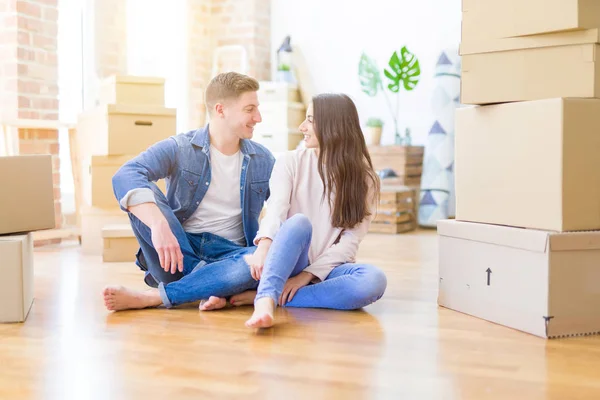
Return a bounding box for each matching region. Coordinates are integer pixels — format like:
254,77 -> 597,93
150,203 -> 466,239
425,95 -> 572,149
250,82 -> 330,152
221,91 -> 262,140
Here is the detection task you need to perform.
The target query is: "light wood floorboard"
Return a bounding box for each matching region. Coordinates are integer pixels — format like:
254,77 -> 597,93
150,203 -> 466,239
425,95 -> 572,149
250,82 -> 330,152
1,229 -> 599,399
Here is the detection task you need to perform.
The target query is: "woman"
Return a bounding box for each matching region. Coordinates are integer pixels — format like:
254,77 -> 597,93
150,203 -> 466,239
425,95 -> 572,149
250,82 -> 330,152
239,93 -> 387,328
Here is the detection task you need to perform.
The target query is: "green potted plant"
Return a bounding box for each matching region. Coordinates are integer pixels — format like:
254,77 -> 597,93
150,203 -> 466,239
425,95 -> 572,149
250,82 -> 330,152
365,117 -> 384,145
358,46 -> 421,145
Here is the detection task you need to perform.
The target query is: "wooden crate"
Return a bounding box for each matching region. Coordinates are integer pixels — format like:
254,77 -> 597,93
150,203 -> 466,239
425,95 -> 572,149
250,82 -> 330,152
369,221 -> 416,234
369,185 -> 418,234
368,145 -> 424,187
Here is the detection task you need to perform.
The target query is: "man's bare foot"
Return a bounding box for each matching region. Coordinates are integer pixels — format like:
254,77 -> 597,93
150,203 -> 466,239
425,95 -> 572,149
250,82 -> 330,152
245,297 -> 275,328
230,290 -> 257,306
199,296 -> 227,311
103,286 -> 162,311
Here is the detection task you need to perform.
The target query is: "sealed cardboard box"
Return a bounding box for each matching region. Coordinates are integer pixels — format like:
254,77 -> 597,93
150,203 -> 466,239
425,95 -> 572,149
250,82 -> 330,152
437,219 -> 600,339
461,42 -> 600,104
462,0 -> 600,40
0,155 -> 55,235
0,233 -> 34,323
87,155 -> 166,209
455,98 -> 600,232
81,206 -> 130,255
77,104 -> 176,156
460,28 -> 600,56
99,75 -> 165,107
102,224 -> 139,262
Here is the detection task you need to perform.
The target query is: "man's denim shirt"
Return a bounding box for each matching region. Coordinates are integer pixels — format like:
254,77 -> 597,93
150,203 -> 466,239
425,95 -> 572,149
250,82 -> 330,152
112,125 -> 276,246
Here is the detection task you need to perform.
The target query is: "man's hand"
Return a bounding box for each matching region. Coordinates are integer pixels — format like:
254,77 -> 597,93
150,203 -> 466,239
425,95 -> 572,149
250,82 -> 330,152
244,248 -> 268,280
128,202 -> 183,274
279,271 -> 314,305
151,220 -> 183,274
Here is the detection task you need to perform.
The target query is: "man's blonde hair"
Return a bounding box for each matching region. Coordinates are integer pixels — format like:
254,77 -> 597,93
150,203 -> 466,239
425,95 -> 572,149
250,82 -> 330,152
205,72 -> 260,114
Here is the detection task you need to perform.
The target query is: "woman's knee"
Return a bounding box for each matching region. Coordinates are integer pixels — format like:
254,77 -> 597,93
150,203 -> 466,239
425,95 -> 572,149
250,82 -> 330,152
354,265 -> 387,305
282,213 -> 313,237
368,266 -> 388,299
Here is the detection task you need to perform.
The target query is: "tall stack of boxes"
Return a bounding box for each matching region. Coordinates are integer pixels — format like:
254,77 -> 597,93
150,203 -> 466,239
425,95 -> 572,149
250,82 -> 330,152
253,81 -> 305,156
438,0 -> 600,338
0,155 -> 55,322
76,76 -> 176,261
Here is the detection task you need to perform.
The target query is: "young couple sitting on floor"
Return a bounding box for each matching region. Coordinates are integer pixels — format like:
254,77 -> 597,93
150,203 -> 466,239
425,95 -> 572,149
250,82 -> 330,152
103,71 -> 387,329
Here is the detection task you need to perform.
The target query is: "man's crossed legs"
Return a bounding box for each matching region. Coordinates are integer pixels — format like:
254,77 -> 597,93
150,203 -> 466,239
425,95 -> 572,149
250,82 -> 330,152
103,184 -> 259,311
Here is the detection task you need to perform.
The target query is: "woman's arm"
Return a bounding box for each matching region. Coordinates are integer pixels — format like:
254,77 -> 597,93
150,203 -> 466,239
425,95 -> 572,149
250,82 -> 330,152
304,185 -> 377,282
303,214 -> 373,282
253,153 -> 295,244
245,153 -> 295,279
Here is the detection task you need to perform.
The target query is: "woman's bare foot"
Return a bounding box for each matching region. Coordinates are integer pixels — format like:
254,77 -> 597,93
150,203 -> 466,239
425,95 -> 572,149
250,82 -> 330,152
245,297 -> 275,328
230,290 -> 257,306
199,296 -> 227,311
103,286 -> 162,311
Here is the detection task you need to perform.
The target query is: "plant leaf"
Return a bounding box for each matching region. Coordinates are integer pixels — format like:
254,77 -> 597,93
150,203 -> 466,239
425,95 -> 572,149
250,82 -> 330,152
384,46 -> 421,93
358,52 -> 381,97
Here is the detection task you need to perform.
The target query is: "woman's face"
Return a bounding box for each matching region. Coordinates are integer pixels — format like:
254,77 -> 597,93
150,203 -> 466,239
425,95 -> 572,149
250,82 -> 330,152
299,103 -> 319,148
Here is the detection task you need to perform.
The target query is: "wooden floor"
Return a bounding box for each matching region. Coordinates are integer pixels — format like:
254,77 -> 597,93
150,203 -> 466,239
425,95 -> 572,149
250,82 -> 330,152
1,229 -> 600,399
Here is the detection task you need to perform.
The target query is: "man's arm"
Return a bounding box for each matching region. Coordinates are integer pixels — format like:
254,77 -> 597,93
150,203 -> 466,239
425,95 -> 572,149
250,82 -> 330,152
112,137 -> 183,274
112,137 -> 178,210
128,202 -> 183,274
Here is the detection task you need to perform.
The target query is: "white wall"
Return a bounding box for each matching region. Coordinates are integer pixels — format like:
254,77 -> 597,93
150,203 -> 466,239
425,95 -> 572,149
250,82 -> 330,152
271,0 -> 462,146
127,0 -> 189,133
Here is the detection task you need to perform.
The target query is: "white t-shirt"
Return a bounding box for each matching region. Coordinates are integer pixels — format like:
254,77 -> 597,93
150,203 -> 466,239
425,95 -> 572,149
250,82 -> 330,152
182,146 -> 245,245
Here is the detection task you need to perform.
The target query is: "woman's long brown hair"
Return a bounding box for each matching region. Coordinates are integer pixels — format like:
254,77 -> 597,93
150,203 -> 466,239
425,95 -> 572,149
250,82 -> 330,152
313,93 -> 380,229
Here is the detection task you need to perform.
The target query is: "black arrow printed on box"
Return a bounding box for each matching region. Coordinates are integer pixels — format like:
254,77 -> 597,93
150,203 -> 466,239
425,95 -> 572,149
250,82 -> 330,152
486,268 -> 492,286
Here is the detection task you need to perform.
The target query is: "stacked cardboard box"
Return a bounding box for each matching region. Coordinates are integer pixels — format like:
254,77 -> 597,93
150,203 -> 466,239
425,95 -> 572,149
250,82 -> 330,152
438,0 -> 600,338
0,155 -> 55,322
102,224 -> 138,263
76,75 -> 175,259
253,81 -> 305,154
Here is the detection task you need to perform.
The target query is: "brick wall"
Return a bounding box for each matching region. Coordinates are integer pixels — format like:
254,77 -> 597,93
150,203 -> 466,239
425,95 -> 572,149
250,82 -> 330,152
0,0 -> 61,246
188,0 -> 271,128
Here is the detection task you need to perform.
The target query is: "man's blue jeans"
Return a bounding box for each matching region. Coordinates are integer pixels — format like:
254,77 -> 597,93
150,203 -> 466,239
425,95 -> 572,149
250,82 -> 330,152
128,184 -> 259,307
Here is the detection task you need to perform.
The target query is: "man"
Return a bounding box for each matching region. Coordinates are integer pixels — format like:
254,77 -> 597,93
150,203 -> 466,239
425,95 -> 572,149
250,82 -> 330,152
103,72 -> 275,311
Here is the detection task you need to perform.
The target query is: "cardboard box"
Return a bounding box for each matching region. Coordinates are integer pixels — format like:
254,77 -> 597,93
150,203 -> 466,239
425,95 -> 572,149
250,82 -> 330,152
461,0 -> 600,40
0,233 -> 34,323
461,42 -> 600,104
87,155 -> 166,209
0,155 -> 55,235
437,219 -> 600,339
77,104 -> 176,156
455,98 -> 600,232
460,28 -> 600,55
102,224 -> 138,262
99,75 -> 165,107
81,206 -> 131,255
